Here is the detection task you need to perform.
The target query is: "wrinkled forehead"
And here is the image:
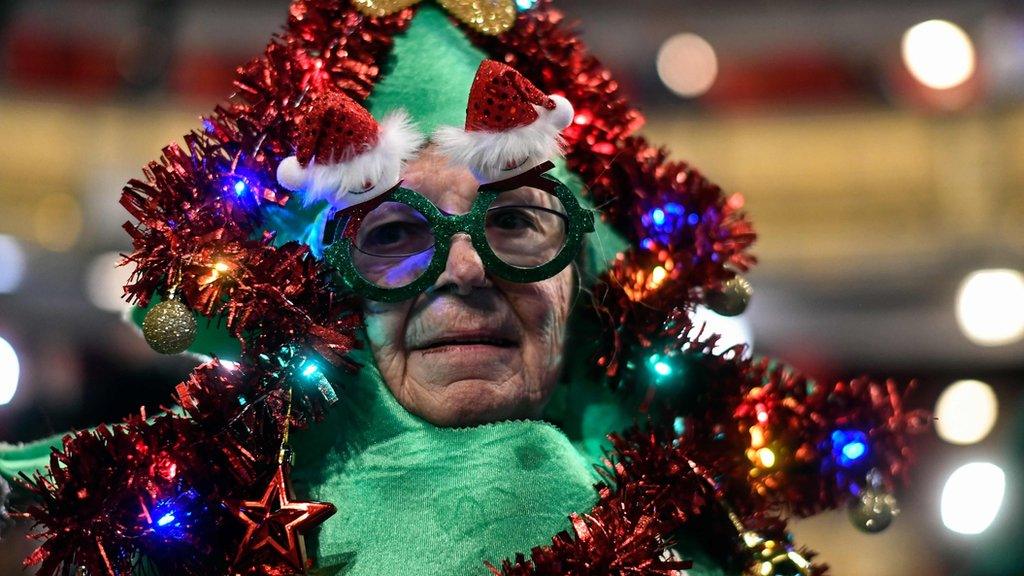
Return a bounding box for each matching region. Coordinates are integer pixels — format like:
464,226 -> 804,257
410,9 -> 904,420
399,146 -> 479,214
399,145 -> 557,215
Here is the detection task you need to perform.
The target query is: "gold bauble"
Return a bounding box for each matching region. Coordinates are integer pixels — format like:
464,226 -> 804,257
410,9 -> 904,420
353,0 -> 517,36
706,275 -> 753,317
142,299 -> 198,355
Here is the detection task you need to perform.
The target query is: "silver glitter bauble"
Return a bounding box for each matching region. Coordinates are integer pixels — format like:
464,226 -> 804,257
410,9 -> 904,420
848,487 -> 899,533
142,298 -> 197,354
706,276 -> 752,317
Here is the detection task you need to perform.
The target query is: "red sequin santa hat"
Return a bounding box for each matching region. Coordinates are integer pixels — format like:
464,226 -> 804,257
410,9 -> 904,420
276,89 -> 424,210
434,60 -> 574,182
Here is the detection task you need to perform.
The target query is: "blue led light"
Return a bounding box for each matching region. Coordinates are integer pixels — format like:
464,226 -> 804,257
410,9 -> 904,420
233,180 -> 248,196
644,202 -> 690,245
149,489 -> 202,539
515,0 -> 537,9
651,208 -> 666,226
831,429 -> 869,468
301,362 -> 320,378
842,441 -> 866,462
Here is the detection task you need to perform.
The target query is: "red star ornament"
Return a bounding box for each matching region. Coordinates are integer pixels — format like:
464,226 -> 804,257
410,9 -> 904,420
227,464 -> 336,572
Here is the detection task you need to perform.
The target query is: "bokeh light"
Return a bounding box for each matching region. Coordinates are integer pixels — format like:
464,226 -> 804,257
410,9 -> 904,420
0,335 -> 20,405
955,269 -> 1024,346
85,251 -> 134,313
0,234 -> 27,294
656,33 -> 719,98
941,462 -> 1005,535
934,379 -> 998,445
902,20 -> 976,90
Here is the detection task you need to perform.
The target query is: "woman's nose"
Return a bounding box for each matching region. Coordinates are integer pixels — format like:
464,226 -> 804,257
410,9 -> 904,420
433,233 -> 490,296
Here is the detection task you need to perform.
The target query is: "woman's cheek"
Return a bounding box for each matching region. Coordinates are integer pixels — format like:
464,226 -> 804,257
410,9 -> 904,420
512,271 -> 573,386
363,302 -> 412,382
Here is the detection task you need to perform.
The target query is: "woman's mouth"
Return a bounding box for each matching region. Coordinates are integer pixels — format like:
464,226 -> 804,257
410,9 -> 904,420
410,331 -> 519,352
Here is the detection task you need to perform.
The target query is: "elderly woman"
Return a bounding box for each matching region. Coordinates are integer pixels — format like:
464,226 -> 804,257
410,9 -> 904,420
277,62 -> 635,573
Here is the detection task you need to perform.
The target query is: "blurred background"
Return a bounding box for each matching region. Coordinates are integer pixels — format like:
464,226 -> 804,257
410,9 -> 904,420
0,1 -> 1022,574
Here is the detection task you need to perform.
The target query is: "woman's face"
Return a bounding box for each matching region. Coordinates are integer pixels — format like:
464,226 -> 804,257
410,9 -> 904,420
362,146 -> 574,427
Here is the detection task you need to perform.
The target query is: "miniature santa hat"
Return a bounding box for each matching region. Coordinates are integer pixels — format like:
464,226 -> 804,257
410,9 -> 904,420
276,89 -> 424,210
434,60 -> 574,182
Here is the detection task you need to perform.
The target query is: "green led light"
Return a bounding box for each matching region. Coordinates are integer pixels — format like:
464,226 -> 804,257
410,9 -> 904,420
653,361 -> 672,376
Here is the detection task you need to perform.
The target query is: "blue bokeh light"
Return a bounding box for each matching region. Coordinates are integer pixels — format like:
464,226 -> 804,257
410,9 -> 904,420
642,202 -> 690,248
651,208 -> 666,226
515,0 -> 538,10
831,429 -> 870,468
233,180 -> 248,196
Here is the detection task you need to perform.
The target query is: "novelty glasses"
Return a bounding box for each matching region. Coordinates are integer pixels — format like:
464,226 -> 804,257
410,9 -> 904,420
322,161 -> 595,302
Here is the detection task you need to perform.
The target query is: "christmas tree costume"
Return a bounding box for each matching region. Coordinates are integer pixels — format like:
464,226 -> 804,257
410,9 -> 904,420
0,3 -> 928,576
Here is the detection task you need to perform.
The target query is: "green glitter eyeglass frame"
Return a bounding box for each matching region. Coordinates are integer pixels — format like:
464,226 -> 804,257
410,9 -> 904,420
322,161 -> 596,303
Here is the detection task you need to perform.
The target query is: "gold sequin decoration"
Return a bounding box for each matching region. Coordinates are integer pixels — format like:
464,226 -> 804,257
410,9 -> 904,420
352,0 -> 420,18
353,0 -> 517,36
438,0 -> 516,35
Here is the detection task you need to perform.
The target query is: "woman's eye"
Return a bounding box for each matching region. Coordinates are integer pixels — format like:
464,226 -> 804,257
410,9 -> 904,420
364,222 -> 419,249
488,208 -> 539,232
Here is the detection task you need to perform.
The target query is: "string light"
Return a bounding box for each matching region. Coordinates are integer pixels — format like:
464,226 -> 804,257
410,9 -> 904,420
301,362 -> 320,378
647,354 -> 673,379
649,266 -> 668,289
642,202 -> 689,246
831,429 -> 870,468
150,489 -> 202,538
756,447 -> 776,469
202,260 -> 233,285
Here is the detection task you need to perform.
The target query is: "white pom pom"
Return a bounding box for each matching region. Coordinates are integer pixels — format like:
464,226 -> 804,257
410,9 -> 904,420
276,156 -> 307,191
546,94 -> 575,130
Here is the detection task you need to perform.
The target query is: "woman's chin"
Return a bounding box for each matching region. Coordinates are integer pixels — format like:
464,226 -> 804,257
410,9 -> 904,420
401,348 -> 546,427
